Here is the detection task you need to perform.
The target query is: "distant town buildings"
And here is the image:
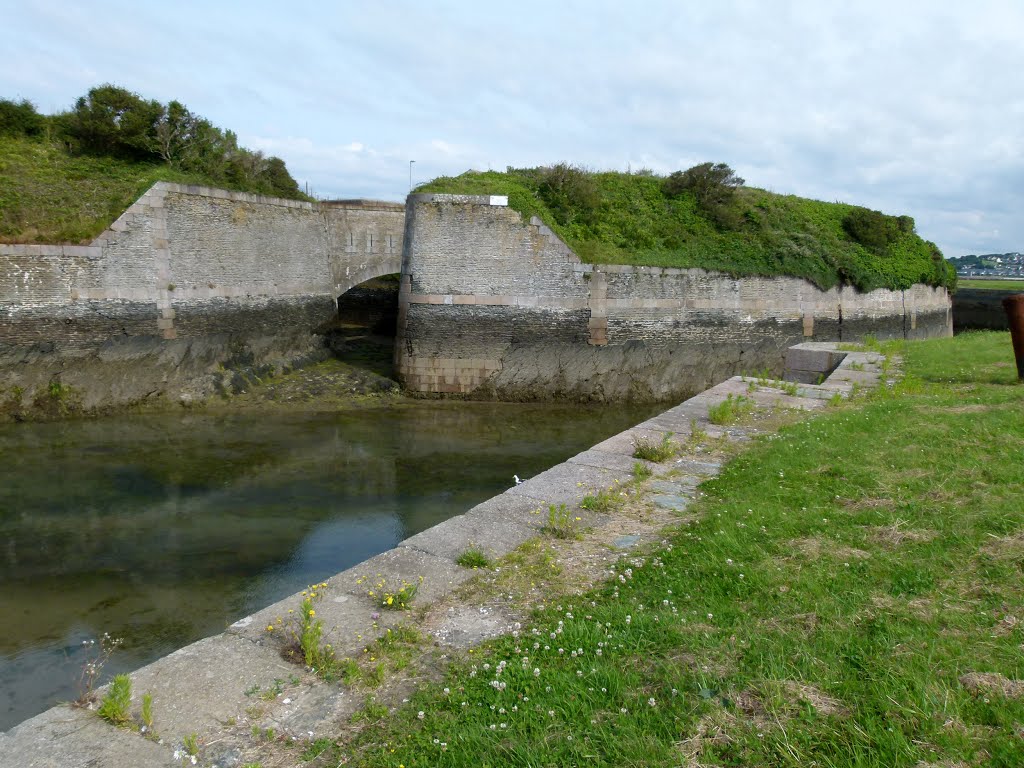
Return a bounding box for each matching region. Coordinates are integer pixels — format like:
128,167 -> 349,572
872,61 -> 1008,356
949,252 -> 1024,277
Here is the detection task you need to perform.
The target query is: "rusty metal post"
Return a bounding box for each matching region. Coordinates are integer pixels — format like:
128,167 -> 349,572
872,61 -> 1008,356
1002,294 -> 1024,380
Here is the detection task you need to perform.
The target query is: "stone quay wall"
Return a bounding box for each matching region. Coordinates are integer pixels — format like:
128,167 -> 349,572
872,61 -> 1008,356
0,183 -> 405,409
952,287 -> 1020,333
395,194 -> 953,402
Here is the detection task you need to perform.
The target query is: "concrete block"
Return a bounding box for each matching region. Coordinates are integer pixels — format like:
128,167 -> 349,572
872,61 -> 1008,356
507,461 -> 631,506
785,345 -> 844,374
590,426 -> 666,455
127,633 -> 297,747
228,586 -> 380,656
567,448 -> 659,474
0,706 -> 175,767
401,504 -> 535,562
338,546 -> 472,606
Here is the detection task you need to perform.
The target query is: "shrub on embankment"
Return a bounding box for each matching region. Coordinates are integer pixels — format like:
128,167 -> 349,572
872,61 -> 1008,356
416,165 -> 957,294
0,86 -> 309,244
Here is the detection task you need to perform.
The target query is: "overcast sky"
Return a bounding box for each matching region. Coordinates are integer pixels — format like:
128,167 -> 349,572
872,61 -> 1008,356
2,0 -> 1022,257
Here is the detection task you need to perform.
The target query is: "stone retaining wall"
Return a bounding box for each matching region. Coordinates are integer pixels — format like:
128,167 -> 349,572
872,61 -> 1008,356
952,287 -> 1019,332
395,194 -> 952,402
0,184 -> 405,409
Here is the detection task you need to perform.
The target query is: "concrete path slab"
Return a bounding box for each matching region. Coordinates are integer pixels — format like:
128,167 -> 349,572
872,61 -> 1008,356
637,410 -> 698,433
590,427 -> 669,455
668,459 -> 722,476
400,505 -> 534,562
341,545 -> 472,606
229,584 -> 382,659
745,388 -> 826,411
507,461 -> 631,506
649,480 -> 699,495
259,682 -> 357,739
651,495 -> 692,512
828,369 -> 881,386
567,448 -> 658,473
127,633 -> 297,748
463,491 -> 551,532
0,706 -> 175,768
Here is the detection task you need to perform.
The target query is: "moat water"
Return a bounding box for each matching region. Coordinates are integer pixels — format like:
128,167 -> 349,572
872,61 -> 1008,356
0,399 -> 658,731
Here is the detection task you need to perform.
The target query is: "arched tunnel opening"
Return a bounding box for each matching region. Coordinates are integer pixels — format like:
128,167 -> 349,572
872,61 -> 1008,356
325,274 -> 401,380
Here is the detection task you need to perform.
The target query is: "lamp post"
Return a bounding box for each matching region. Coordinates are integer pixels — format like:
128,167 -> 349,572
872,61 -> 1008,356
409,160 -> 415,192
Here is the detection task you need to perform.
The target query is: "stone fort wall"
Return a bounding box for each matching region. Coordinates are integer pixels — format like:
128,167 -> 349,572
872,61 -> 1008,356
0,183 -> 405,409
395,194 -> 953,402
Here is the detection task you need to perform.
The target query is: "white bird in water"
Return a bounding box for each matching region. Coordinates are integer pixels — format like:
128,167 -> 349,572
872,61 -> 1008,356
514,474 -> 523,485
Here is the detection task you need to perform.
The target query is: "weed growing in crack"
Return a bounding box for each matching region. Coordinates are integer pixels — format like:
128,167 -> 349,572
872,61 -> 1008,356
268,581 -> 350,680
541,503 -> 580,539
75,632 -> 122,706
631,461 -> 653,482
580,485 -> 624,513
456,547 -> 492,569
632,433 -> 677,462
141,692 -> 155,735
97,673 -> 132,726
708,393 -> 754,425
361,575 -> 423,610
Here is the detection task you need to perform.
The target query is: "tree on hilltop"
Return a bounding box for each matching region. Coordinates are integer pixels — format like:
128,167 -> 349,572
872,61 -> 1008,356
662,162 -> 745,229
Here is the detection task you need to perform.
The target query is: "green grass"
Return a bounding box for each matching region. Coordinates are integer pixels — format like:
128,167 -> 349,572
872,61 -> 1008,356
957,277 -> 1024,291
347,331 -> 1023,767
708,392 -> 755,425
0,136 -> 308,244
416,168 -> 955,294
455,547 -> 492,569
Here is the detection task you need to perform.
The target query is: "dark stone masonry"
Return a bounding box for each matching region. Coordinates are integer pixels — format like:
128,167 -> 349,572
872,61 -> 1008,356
0,183 -> 405,410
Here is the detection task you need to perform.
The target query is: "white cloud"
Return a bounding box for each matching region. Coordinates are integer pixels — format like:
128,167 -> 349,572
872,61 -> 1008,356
2,0 -> 1023,255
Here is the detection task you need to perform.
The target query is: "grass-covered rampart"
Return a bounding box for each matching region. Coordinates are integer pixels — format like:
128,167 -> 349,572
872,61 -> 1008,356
417,166 -> 957,294
0,136 -> 268,244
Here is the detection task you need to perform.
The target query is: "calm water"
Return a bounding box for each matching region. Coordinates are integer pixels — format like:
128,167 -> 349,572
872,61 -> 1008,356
0,400 -> 658,731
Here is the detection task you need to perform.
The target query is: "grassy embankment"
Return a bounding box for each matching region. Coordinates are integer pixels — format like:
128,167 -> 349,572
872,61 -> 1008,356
328,331 -> 1021,767
416,168 -> 956,295
0,136 -> 306,244
958,278 -> 1024,292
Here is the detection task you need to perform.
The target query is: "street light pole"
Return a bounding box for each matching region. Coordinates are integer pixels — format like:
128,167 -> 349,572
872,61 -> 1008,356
409,160 -> 415,192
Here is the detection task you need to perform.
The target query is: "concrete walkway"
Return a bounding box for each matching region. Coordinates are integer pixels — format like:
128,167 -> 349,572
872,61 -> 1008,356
0,343 -> 886,768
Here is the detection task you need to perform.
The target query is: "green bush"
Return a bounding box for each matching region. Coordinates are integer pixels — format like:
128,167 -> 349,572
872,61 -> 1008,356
841,207 -> 904,252
662,162 -> 745,229
537,163 -> 601,227
0,98 -> 46,138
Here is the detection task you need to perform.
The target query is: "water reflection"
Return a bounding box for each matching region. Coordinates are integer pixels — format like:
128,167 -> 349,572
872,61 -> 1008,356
0,400 -> 659,730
